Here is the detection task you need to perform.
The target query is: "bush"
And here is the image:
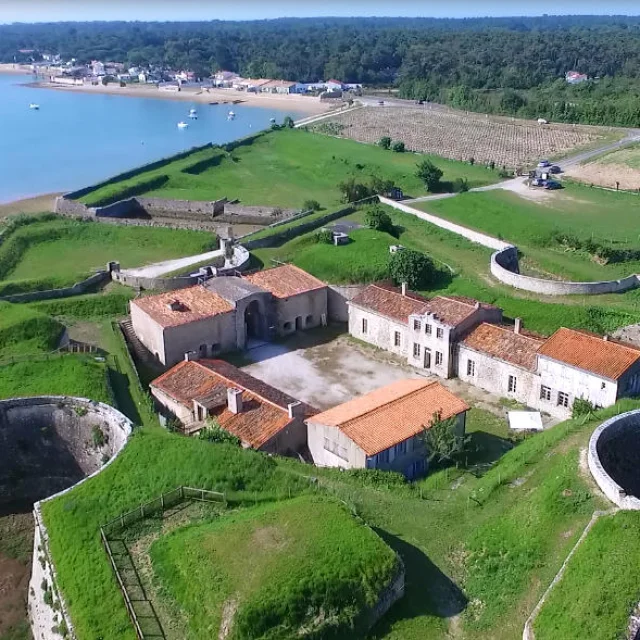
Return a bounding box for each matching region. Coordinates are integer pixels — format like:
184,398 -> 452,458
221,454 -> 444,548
572,398 -> 596,419
416,159 -> 444,192
199,420 -> 241,446
283,116 -> 295,129
337,177 -> 374,203
453,177 -> 470,192
389,248 -> 436,289
364,205 -> 395,235
91,426 -> 106,448
377,136 -> 391,149
314,229 -> 334,244
391,140 -> 406,152
302,199 -> 321,212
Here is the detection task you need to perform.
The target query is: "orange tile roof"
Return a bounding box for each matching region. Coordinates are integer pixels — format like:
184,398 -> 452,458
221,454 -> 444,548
132,286 -> 233,328
244,264 -> 326,299
151,360 -> 317,449
351,283 -> 491,327
462,323 -> 544,371
538,327 -> 640,380
309,379 -> 468,456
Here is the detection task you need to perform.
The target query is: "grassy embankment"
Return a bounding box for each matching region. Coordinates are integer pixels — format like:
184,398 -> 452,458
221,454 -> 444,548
78,128 -> 499,211
421,185 -> 640,282
38,398 -> 640,640
252,204 -> 640,336
0,216 -> 215,296
151,496 -> 400,639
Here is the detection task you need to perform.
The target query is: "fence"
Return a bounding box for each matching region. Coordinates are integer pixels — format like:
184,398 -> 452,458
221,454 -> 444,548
100,486 -> 226,640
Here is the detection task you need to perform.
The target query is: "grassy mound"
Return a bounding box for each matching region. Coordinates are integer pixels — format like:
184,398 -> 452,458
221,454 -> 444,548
0,218 -> 214,291
0,355 -> 111,402
151,496 -> 400,639
0,301 -> 64,358
78,129 -> 498,211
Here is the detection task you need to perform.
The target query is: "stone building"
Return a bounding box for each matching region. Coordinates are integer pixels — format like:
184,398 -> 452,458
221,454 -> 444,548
306,379 -> 468,478
150,358 -> 317,455
349,282 -> 640,418
130,265 -> 328,366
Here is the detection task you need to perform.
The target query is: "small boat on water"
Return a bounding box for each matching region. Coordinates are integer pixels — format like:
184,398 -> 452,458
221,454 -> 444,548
177,121 -> 189,129
227,110 -> 236,121
189,108 -> 198,119
29,103 -> 40,110
270,117 -> 276,123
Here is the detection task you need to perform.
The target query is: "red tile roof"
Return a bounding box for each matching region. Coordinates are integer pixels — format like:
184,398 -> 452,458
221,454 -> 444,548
538,327 -> 640,380
151,360 -> 317,448
132,286 -> 233,328
309,379 -> 468,456
245,264 -> 326,299
350,282 -> 491,327
462,323 -> 544,371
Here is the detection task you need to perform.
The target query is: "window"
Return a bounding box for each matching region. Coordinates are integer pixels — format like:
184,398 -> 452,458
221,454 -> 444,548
323,437 -> 331,451
435,351 -> 443,366
211,343 -> 220,354
395,440 -> 407,456
436,327 -> 444,339
540,385 -> 551,401
324,437 -> 348,460
378,449 -> 389,464
362,318 -> 368,334
394,331 -> 401,347
425,324 -> 432,335
601,382 -> 606,390
306,314 -> 313,326
413,343 -> 421,358
413,319 -> 421,331
283,321 -> 292,331
557,391 -> 570,408
508,375 -> 517,393
467,359 -> 476,376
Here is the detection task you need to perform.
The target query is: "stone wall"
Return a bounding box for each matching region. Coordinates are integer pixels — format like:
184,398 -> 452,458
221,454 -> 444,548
0,396 -> 133,640
365,562 -> 405,632
0,271 -> 110,303
588,410 -> 640,510
327,284 -> 366,322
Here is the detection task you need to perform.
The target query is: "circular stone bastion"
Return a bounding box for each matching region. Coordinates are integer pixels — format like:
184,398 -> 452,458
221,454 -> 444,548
588,409 -> 640,510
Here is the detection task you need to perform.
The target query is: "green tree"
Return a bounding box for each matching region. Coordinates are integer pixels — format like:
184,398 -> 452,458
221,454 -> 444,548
391,140 -> 405,152
500,89 -> 527,114
314,229 -> 334,244
415,159 -> 444,192
283,115 -> 295,128
377,136 -> 392,149
198,418 -> 241,446
302,199 -> 321,212
364,205 -> 394,234
389,249 -> 436,289
337,178 -> 373,203
421,411 -> 470,466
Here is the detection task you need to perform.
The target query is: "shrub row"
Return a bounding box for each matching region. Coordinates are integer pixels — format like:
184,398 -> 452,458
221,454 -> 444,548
534,230 -> 640,265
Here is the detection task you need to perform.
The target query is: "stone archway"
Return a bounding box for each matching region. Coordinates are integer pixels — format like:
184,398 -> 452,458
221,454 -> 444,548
244,299 -> 263,340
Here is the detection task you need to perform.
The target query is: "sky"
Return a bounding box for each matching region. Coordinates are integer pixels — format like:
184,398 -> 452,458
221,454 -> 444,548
0,0 -> 639,23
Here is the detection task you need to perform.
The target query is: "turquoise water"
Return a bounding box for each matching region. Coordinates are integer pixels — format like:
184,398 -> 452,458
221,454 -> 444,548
0,74 -> 303,203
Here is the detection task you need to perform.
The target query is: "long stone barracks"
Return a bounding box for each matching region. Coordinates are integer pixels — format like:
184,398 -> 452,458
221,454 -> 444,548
130,264 -> 328,366
349,282 -> 640,418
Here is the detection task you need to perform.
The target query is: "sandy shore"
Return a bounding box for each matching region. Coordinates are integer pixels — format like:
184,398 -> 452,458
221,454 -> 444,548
0,193 -> 60,217
0,63 -> 33,75
22,77 -> 333,115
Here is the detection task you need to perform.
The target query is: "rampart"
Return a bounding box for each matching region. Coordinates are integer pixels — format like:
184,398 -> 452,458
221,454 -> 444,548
0,271 -> 110,303
588,410 -> 640,510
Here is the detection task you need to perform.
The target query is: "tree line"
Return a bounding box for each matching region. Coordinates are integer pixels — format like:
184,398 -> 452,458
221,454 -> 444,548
4,16 -> 640,125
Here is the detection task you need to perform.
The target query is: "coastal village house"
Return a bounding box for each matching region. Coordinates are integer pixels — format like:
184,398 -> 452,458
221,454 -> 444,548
130,265 -> 328,366
306,379 -> 469,478
150,359 -> 316,454
349,282 -> 640,418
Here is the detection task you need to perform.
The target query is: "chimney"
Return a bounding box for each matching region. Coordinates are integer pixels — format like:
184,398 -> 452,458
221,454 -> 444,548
474,301 -> 480,310
227,388 -> 243,414
167,300 -> 182,311
514,318 -> 522,334
401,282 -> 408,297
603,334 -> 610,342
288,401 -> 304,419
184,351 -> 198,362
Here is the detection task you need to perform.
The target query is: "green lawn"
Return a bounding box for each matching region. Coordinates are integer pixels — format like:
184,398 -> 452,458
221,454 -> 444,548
79,129 -> 499,211
422,185 -> 640,281
0,218 -> 215,294
0,301 -> 64,359
151,496 -> 400,639
590,141 -> 640,169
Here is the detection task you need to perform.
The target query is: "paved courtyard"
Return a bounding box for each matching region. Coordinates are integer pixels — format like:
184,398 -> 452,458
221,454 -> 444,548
238,327 -> 559,427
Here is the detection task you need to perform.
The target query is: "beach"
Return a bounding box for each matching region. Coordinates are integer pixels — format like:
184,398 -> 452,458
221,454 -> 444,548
0,65 -> 333,115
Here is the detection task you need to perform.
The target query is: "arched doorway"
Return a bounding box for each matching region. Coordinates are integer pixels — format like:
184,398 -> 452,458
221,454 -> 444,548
244,300 -> 262,340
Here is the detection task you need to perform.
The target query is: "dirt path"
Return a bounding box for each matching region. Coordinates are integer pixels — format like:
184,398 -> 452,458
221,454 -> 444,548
0,193 -> 59,217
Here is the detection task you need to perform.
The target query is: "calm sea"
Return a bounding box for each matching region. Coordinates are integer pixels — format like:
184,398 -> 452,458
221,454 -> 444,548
0,74 -> 304,203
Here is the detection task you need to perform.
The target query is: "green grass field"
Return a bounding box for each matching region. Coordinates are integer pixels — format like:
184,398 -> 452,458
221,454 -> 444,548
151,496 -> 400,639
0,217 -> 215,294
78,129 -> 499,211
39,399 -> 640,640
0,301 -> 64,358
421,185 -> 640,281
590,142 -> 640,169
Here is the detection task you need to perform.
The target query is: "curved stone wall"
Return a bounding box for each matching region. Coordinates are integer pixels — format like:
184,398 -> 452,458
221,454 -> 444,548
0,396 -> 133,640
588,410 -> 640,510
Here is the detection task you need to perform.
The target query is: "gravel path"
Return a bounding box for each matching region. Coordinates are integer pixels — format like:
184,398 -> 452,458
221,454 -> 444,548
122,248 -> 223,278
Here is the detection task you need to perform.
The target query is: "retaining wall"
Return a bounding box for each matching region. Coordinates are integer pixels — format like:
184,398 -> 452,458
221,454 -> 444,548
328,284 -> 366,322
0,395 -> 133,640
588,410 -> 640,509
0,271 -> 110,303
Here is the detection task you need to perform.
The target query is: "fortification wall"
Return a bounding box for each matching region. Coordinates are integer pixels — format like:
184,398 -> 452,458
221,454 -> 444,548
588,409 -> 640,510
0,271 -> 110,304
5,396 -> 134,640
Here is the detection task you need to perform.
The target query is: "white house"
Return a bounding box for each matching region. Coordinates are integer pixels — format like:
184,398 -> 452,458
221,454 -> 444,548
307,378 -> 468,478
325,79 -> 345,91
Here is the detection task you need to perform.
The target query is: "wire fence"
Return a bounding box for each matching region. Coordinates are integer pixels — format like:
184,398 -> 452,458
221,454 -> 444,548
100,486 -> 226,639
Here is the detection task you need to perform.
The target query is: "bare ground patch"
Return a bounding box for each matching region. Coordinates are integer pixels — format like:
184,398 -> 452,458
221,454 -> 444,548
564,162 -> 640,190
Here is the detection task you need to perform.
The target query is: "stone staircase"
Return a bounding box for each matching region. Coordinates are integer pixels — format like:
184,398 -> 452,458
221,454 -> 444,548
119,319 -> 164,375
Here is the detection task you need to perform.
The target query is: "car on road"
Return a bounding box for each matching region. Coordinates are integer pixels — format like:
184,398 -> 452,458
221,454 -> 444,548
549,165 -> 562,174
545,180 -> 563,190
378,100 -> 385,106
531,178 -> 546,187
538,159 -> 551,168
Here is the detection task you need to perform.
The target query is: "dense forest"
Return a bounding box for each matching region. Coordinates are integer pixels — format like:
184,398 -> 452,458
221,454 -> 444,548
4,16 -> 640,126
